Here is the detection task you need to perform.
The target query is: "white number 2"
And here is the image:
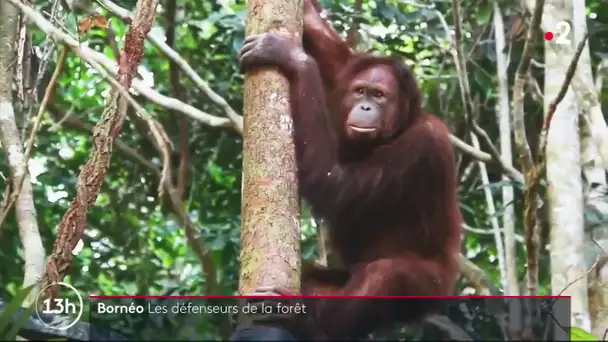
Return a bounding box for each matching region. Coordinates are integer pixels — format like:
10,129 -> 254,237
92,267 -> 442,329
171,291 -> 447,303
555,21 -> 571,45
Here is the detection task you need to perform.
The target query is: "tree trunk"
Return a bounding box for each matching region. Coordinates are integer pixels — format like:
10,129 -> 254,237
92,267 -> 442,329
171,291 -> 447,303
571,0 -> 608,336
493,2 -> 518,296
0,0 -> 46,306
543,0 -> 591,331
239,0 -> 303,294
525,0 -> 608,168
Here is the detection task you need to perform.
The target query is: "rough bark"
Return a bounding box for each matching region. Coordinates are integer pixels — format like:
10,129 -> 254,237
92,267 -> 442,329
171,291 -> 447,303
588,256 -> 608,338
0,0 -> 46,305
238,0 -> 303,294
511,0 -> 544,298
543,0 -> 590,331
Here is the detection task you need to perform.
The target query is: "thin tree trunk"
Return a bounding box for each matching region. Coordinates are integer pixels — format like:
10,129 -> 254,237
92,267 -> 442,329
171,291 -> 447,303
524,0 -> 608,168
493,2 -> 518,296
0,0 -> 45,305
470,133 -> 506,287
543,0 -> 590,331
239,0 -> 303,294
571,0 -> 608,336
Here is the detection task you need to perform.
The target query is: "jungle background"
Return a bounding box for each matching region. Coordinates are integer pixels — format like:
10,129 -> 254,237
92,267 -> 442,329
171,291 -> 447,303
0,0 -> 607,340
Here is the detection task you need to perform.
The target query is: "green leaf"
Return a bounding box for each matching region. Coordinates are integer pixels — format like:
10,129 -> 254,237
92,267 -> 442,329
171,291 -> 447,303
459,202 -> 476,216
0,284 -> 36,338
4,304 -> 37,340
475,179 -> 517,192
476,5 -> 492,24
209,234 -> 228,251
570,327 -> 597,341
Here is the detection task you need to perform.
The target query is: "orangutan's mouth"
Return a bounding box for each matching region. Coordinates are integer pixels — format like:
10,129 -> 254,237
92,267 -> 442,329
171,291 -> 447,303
349,125 -> 377,133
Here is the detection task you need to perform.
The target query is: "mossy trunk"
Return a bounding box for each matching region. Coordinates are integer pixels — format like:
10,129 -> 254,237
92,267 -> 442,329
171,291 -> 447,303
239,0 -> 303,294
